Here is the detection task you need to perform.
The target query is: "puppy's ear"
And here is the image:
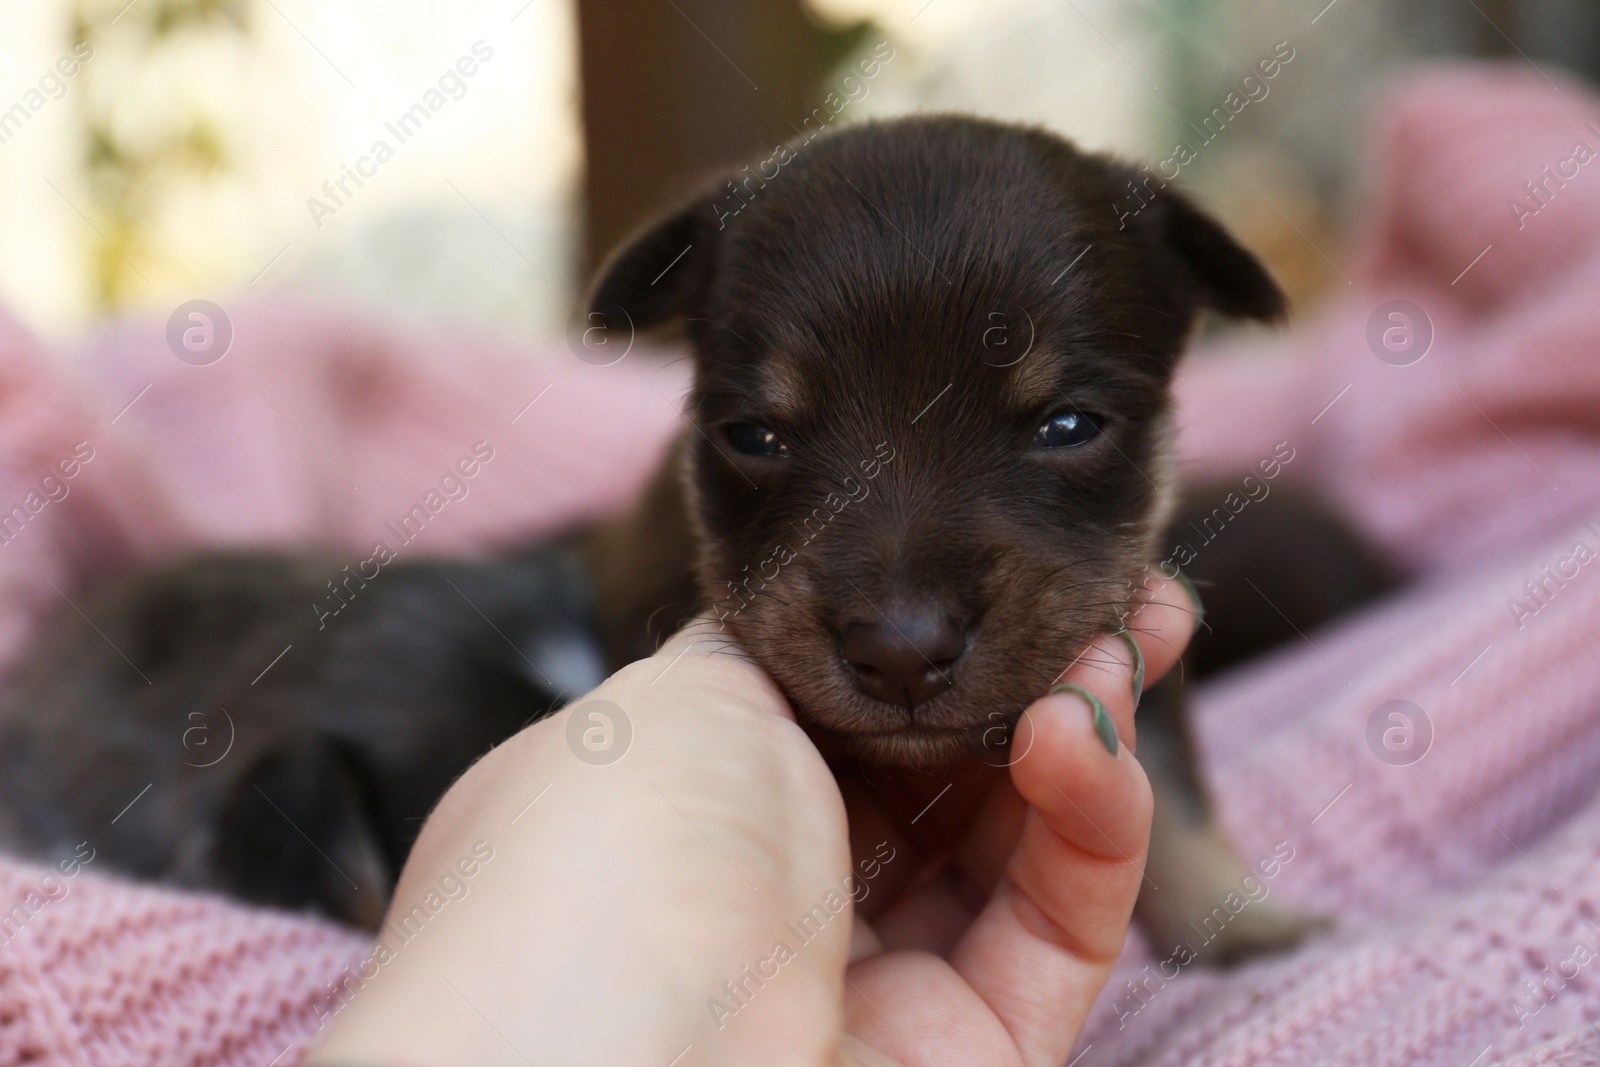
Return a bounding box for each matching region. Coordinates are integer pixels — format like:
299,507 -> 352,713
588,193 -> 720,329
210,738 -> 391,928
1137,189 -> 1287,323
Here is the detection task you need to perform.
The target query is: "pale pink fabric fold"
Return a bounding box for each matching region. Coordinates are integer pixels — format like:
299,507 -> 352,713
0,62 -> 1597,1067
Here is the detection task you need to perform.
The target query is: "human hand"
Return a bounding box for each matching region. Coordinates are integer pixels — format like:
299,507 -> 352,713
307,574 -> 1197,1067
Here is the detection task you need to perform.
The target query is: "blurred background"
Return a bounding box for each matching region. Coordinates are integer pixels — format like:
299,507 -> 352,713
0,0 -> 1596,346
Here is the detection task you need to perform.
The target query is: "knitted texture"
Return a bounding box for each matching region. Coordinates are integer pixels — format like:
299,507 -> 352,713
0,858 -> 367,1066
0,62 -> 1597,1066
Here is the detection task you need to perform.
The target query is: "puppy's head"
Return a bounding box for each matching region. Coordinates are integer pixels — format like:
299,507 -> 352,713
591,117 -> 1283,766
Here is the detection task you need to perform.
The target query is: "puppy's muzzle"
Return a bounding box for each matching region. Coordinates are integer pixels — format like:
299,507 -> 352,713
839,599 -> 966,708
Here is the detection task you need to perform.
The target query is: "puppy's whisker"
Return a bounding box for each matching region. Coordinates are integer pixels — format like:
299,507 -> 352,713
648,599 -> 707,638
744,586 -> 799,609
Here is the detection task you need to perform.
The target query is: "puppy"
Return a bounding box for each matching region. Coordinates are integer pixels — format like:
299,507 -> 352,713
0,546 -> 603,928
587,114 -> 1280,740
584,115 -> 1392,961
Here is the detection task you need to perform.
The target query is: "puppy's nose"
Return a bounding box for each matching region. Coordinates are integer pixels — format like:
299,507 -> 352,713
840,606 -> 965,708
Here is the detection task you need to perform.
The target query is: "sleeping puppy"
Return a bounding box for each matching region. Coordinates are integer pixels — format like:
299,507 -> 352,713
583,114 -> 1392,962
0,547 -> 603,928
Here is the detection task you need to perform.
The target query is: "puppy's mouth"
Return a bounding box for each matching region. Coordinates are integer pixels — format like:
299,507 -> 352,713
796,675 -> 1043,767
730,617 -> 1078,769
801,708 -> 1019,769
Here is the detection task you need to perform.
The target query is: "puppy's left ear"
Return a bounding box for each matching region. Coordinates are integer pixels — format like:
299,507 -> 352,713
210,737 -> 392,928
1136,189 -> 1287,323
587,191 -> 721,330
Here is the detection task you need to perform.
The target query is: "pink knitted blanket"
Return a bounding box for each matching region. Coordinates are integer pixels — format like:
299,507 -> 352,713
2,63 -> 1599,1066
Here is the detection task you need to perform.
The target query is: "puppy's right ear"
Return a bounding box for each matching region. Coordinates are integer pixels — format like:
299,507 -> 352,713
588,193 -> 721,329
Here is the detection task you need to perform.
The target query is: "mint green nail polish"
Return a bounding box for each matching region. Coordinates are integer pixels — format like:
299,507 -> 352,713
1049,683 -> 1119,755
1115,629 -> 1145,701
1173,569 -> 1206,634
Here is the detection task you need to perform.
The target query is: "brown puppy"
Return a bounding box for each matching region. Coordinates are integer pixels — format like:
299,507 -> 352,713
584,114 -> 1375,962
589,116 -> 1278,747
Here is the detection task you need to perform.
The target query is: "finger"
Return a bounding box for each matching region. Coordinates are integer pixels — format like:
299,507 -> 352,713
842,952 -> 1022,1067
871,871 -> 974,956
1053,571 -> 1201,751
946,677 -> 1156,1067
1119,570 -> 1202,689
848,916 -> 884,964
645,613 -> 797,721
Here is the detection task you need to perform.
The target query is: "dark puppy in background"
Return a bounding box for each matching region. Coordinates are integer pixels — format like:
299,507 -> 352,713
0,115 -> 1392,961
0,547 -> 602,927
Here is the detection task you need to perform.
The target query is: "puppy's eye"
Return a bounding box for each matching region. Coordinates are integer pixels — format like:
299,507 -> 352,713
1034,412 -> 1102,449
726,422 -> 788,457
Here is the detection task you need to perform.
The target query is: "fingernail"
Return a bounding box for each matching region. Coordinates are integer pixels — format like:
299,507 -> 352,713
1173,569 -> 1206,634
1049,683 -> 1119,756
1115,629 -> 1145,702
